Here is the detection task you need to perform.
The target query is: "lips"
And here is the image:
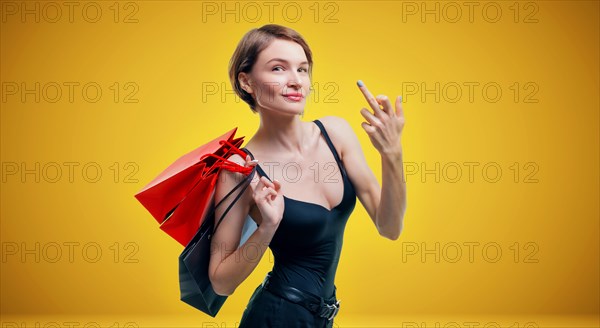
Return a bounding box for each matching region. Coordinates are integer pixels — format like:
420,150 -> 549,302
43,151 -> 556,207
283,93 -> 303,102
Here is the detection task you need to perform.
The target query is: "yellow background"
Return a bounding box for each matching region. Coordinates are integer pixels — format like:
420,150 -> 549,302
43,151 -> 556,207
1,0 -> 598,327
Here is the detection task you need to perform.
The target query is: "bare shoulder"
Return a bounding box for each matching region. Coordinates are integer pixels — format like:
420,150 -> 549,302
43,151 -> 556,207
217,152 -> 249,192
214,148 -> 255,219
317,115 -> 351,130
316,116 -> 357,157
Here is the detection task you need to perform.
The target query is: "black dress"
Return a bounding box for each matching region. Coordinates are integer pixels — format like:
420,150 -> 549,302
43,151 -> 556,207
239,120 -> 357,328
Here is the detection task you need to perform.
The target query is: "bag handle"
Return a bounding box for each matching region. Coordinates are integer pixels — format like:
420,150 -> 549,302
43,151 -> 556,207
200,153 -> 253,175
201,139 -> 256,236
217,140 -> 255,174
218,139 -> 249,158
200,139 -> 254,175
212,165 -> 255,234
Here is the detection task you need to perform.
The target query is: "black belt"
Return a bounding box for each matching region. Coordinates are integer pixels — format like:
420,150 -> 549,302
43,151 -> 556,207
261,272 -> 341,321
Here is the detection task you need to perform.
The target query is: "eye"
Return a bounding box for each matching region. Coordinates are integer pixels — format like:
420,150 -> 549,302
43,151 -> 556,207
272,66 -> 284,71
299,67 -> 309,72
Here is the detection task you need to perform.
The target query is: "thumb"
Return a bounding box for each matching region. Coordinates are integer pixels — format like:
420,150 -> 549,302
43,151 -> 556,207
245,155 -> 258,168
273,179 -> 282,191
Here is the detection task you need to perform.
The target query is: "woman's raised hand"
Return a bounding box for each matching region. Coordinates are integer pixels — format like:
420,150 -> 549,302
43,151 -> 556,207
356,80 -> 405,156
245,155 -> 285,229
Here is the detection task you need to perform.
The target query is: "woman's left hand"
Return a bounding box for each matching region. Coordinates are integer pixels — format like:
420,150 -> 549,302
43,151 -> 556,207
357,80 -> 404,156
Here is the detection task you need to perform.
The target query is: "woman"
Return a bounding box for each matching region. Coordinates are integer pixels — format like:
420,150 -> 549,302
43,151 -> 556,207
208,24 -> 407,327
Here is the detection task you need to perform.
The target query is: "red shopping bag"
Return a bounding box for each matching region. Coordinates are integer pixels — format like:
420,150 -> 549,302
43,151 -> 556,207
134,128 -> 252,246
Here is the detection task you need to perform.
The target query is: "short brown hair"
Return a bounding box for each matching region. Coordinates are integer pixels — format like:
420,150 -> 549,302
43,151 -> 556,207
228,24 -> 313,113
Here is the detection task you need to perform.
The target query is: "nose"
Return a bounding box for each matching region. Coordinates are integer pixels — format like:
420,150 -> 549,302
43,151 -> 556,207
287,71 -> 303,89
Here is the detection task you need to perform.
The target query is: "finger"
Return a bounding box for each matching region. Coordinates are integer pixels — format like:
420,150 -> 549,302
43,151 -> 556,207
360,107 -> 382,127
250,173 -> 266,189
257,176 -> 276,194
245,155 -> 258,167
257,185 -> 278,202
259,185 -> 276,197
253,179 -> 270,199
361,121 -> 377,135
265,186 -> 278,198
395,95 -> 404,118
377,95 -> 394,117
357,80 -> 384,116
272,179 -> 282,191
259,179 -> 281,201
261,176 -> 274,188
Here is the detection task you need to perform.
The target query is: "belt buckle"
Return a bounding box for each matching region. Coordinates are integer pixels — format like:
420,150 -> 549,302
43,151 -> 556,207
325,299 -> 340,321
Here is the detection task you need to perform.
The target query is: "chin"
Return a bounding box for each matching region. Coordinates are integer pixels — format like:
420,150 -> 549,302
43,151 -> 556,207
260,101 -> 306,116
280,101 -> 305,111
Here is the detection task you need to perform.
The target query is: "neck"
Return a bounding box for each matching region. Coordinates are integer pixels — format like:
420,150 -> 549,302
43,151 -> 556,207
254,111 -> 307,155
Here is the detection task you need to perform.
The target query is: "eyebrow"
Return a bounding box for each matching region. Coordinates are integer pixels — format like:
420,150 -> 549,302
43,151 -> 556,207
265,58 -> 309,65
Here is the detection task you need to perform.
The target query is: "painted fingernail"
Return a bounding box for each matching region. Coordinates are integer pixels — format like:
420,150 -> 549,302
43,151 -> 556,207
357,80 -> 364,87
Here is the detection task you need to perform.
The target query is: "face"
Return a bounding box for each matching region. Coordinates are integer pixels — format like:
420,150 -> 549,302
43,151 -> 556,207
239,38 -> 311,116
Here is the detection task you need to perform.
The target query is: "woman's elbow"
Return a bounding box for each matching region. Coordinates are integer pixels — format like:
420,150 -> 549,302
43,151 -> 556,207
380,228 -> 401,241
209,270 -> 234,296
213,286 -> 233,297
379,220 -> 404,241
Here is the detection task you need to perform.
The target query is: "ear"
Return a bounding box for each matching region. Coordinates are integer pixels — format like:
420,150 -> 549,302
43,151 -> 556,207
238,72 -> 253,94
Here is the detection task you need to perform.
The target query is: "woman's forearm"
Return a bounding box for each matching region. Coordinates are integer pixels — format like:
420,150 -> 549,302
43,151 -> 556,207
376,147 -> 407,240
211,224 -> 278,296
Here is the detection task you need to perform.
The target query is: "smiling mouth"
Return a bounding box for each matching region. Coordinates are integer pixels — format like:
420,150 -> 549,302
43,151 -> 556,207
283,94 -> 303,102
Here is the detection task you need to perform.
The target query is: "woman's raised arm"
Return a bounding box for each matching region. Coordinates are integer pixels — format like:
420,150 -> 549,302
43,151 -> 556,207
208,154 -> 284,296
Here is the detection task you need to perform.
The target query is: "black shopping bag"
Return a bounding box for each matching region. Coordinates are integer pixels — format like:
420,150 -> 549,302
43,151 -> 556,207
179,165 -> 257,317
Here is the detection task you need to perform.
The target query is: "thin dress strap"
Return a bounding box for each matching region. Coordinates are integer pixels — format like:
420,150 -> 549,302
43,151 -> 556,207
241,148 -> 273,182
243,119 -> 348,181
312,119 -> 348,178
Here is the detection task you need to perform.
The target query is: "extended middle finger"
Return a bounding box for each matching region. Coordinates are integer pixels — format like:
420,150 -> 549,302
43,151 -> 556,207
357,80 -> 384,117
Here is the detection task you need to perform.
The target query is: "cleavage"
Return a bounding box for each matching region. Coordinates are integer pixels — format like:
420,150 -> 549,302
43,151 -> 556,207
260,157 -> 344,211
